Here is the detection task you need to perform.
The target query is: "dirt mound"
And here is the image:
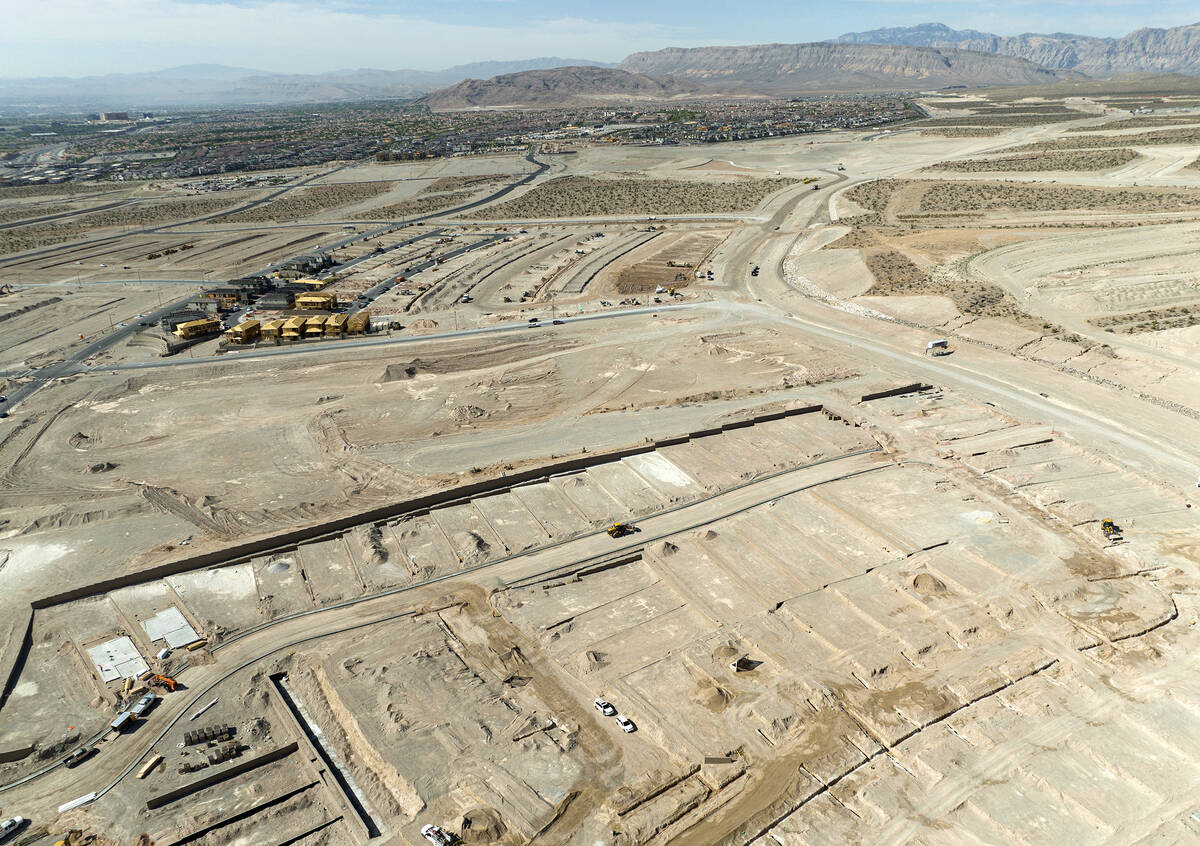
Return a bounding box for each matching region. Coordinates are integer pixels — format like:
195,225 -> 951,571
364,525 -> 388,566
454,531 -> 492,562
381,363 -> 419,382
449,405 -> 485,423
85,461 -> 117,473
68,432 -> 96,449
408,319 -> 439,333
712,644 -> 740,662
695,682 -> 733,713
577,649 -> 609,673
659,541 -> 679,555
460,807 -> 507,843
912,572 -> 951,596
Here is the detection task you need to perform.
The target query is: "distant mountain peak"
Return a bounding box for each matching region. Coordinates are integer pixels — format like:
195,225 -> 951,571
418,66 -> 709,110
833,21 -> 1200,76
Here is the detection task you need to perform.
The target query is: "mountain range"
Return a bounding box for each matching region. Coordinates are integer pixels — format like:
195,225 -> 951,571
834,21 -> 1200,76
617,42 -> 1069,93
0,57 -> 614,111
417,67 -> 715,110
2,20 -> 1199,111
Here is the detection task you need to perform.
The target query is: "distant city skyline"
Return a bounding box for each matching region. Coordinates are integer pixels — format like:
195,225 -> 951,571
3,0 -> 1198,78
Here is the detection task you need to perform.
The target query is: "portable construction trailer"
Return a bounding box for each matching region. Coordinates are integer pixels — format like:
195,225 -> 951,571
281,315 -> 307,341
346,310 -> 371,335
260,319 -> 286,340
304,315 -> 328,337
294,291 -> 337,310
226,319 -> 260,344
324,312 -> 349,336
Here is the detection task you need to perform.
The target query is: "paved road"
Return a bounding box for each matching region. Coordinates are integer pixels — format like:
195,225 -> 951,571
723,175 -> 1200,491
686,137 -> 1200,492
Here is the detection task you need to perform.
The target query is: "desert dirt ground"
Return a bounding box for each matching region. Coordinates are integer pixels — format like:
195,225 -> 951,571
0,90 -> 1199,845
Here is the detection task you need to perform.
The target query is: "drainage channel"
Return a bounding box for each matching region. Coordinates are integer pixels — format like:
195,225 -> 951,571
270,672 -> 381,839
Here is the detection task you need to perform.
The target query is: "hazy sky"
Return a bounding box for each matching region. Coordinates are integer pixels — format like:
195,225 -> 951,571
3,0 -> 1199,77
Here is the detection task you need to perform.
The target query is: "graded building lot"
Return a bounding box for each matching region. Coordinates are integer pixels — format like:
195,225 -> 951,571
2,89 -> 1200,845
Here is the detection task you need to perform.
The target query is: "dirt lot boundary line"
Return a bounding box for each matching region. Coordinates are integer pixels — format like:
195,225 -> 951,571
164,780 -> 321,845
28,404 -> 828,610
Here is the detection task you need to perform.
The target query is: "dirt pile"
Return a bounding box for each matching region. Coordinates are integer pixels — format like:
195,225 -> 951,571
449,405 -> 486,423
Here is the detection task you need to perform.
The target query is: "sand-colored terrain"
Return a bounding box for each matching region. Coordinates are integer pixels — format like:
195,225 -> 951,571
1,89 -> 1199,846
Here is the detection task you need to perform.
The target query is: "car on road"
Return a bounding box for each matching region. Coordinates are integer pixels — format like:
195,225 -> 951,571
552,319 -> 564,325
594,698 -> 616,716
421,823 -> 456,845
528,317 -> 539,324
0,396 -> 6,403
64,746 -> 94,768
615,715 -> 637,733
0,816 -> 25,841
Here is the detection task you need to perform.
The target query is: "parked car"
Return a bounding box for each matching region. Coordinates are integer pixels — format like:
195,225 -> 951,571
615,715 -> 637,733
1,816 -> 25,841
130,693 -> 157,718
593,698 -> 616,717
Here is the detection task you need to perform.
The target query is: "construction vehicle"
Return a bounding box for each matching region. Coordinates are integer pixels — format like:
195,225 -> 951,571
1101,518 -> 1123,540
802,176 -> 817,184
925,339 -> 953,356
607,522 -> 635,538
149,674 -> 178,692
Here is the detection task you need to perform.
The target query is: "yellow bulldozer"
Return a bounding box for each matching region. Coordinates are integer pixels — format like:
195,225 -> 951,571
607,522 -> 635,538
1101,518 -> 1122,540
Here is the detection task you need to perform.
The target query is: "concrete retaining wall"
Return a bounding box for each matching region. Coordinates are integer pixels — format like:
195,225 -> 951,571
0,609 -> 34,715
859,383 -> 932,403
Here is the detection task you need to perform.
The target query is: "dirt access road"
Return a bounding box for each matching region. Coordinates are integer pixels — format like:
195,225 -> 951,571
0,449 -> 886,822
